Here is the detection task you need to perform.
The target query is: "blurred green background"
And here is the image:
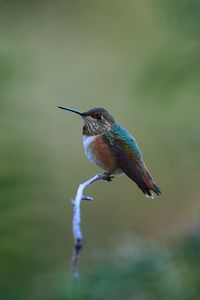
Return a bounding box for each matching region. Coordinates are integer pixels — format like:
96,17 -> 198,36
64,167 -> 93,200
1,0 -> 200,299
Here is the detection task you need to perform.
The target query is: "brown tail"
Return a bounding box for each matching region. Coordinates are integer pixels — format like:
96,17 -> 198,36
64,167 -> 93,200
141,168 -> 161,198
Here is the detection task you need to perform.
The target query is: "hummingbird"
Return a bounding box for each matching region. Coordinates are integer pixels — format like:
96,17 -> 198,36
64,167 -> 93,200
58,106 -> 161,198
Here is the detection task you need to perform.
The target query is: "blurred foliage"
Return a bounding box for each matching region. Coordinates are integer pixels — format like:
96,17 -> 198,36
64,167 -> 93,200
2,232 -> 200,300
68,234 -> 200,300
136,47 -> 200,101
0,0 -> 200,299
158,0 -> 200,38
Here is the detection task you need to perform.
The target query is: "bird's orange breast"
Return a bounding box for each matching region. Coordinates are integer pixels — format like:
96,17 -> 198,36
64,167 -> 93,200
84,135 -> 120,174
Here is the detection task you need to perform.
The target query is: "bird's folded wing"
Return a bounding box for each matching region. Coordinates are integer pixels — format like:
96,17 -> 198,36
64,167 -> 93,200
103,129 -> 161,196
103,130 -> 146,183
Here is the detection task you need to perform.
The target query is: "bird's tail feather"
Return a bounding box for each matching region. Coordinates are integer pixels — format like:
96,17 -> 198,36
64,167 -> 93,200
141,168 -> 161,198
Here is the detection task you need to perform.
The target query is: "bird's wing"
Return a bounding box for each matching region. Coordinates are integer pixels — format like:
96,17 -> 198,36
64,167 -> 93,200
103,125 -> 161,196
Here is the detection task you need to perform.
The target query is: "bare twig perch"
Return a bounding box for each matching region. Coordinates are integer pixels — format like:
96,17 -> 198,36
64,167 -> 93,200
70,173 -> 113,279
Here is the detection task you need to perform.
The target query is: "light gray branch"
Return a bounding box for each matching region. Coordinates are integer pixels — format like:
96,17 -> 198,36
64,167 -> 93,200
70,173 -> 113,279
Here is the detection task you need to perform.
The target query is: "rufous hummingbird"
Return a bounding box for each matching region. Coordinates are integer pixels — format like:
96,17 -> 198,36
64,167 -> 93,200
58,106 -> 161,198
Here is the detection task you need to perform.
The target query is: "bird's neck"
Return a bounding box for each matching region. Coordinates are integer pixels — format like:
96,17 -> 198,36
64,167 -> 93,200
83,124 -> 113,136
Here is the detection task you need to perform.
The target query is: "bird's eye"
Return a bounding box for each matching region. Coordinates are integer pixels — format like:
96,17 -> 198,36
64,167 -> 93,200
95,114 -> 102,120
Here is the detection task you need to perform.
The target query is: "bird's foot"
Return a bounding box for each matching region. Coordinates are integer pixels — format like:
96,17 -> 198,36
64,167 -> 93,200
101,172 -> 114,182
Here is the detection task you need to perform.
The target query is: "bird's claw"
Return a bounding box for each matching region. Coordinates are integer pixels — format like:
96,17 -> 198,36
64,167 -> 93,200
101,172 -> 114,182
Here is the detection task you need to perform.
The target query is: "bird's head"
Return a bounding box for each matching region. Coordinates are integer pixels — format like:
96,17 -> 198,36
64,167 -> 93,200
58,106 -> 116,135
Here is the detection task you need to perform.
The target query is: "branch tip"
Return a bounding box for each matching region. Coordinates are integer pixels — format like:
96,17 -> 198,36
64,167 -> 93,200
81,196 -> 93,201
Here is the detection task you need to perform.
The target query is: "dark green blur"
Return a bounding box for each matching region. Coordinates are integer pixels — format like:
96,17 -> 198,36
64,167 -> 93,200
0,1 -> 200,299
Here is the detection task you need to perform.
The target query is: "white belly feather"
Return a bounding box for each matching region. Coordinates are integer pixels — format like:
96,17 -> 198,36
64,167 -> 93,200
83,135 -> 100,166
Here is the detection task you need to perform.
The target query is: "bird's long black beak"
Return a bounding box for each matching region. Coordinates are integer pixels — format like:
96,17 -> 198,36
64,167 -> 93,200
57,106 -> 83,116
